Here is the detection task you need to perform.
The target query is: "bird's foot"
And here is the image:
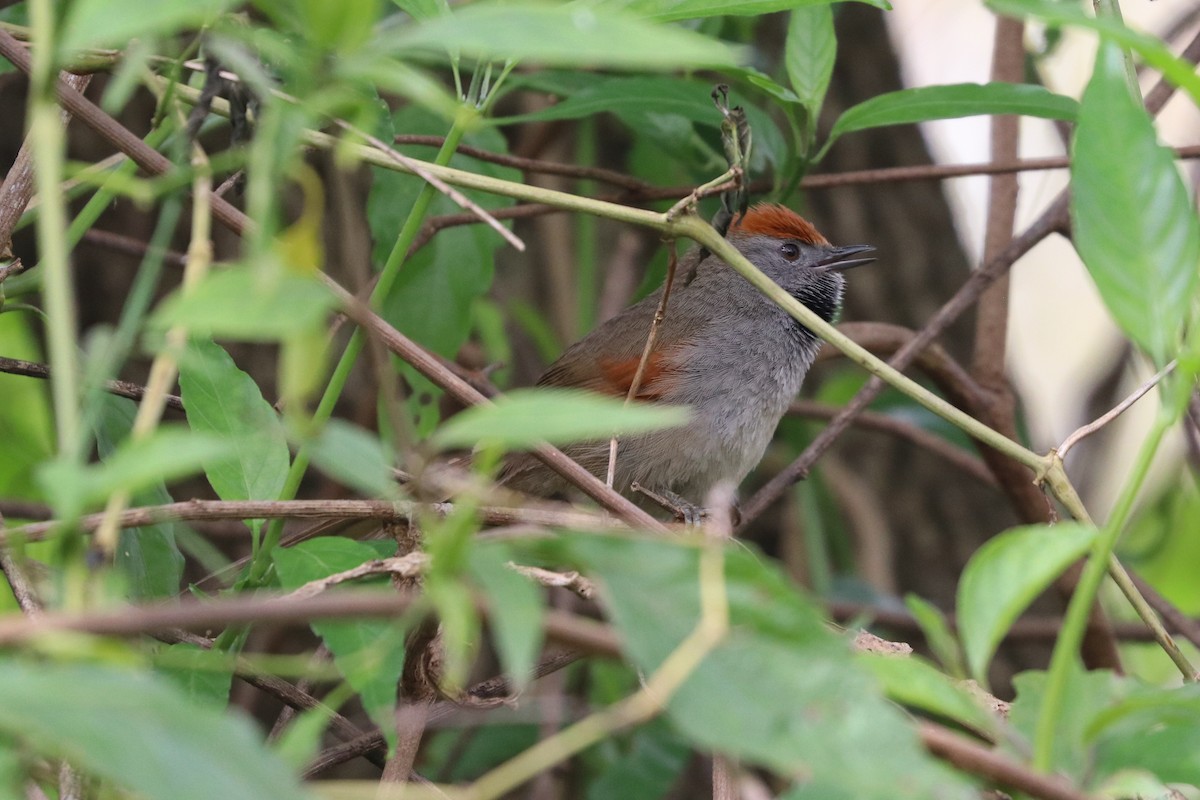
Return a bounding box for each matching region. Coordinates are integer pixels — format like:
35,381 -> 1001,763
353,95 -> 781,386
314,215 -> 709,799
631,483 -> 708,527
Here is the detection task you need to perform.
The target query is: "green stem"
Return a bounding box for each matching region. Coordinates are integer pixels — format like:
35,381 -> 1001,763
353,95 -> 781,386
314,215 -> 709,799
28,0 -> 78,460
1033,411 -> 1172,771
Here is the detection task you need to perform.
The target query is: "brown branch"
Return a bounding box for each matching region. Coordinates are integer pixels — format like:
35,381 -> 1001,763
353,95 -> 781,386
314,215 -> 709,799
0,589 -> 623,657
0,356 -> 185,412
304,651 -> 582,777
4,498 -> 620,543
0,72 -> 90,253
81,228 -> 189,268
919,723 -> 1094,800
787,400 -> 996,486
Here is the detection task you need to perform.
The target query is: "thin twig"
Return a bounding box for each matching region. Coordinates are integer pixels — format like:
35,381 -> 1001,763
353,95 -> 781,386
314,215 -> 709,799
605,239 -> 679,487
1056,360 -> 1176,460
0,589 -> 624,657
508,563 -> 596,600
919,723 -> 1093,800
787,400 -> 996,486
281,553 -> 430,601
0,356 -> 186,411
4,498 -> 620,543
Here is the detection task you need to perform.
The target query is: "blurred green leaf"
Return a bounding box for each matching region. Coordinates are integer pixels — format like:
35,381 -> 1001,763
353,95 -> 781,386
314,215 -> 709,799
0,661 -> 311,800
1089,683 -> 1200,786
150,269 -> 336,341
180,340 -> 289,508
1008,667 -> 1123,781
273,537 -> 409,753
497,75 -> 786,173
957,523 -> 1097,682
786,5 -> 836,120
549,533 -> 971,799
39,427 -> 232,517
391,0 -> 449,20
92,395 -> 186,599
158,643 -> 235,709
388,3 -> 743,69
587,718 -> 690,800
821,82 -> 1078,160
306,419 -> 397,498
60,0 -> 238,53
859,653 -> 995,738
904,594 -> 965,678
1121,484 -> 1200,614
987,0 -> 1200,107
468,542 -> 544,691
0,316 -> 54,501
1070,43 -> 1200,365
608,0 -> 889,23
433,388 -> 689,450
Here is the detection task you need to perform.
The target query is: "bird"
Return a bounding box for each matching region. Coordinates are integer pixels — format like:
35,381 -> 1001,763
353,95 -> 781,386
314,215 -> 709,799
500,203 -> 874,516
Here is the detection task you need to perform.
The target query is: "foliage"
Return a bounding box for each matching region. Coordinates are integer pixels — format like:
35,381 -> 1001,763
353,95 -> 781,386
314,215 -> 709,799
0,0 -> 1197,797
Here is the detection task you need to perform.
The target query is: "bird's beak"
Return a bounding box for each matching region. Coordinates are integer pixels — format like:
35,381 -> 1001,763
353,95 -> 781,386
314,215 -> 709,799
816,244 -> 876,272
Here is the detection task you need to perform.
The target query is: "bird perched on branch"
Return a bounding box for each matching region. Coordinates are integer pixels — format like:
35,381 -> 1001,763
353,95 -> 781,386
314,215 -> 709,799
501,204 -> 874,517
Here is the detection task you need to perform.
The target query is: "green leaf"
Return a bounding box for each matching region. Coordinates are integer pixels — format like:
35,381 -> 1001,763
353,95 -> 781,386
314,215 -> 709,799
91,394 -> 186,599
1009,667 -> 1124,780
957,523 -> 1097,682
822,83 -> 1078,160
548,533 -> 971,799
306,419 -> 397,498
904,594 -> 965,678
1089,683 -> 1200,786
149,269 -> 336,341
39,426 -> 232,517
0,315 -> 54,500
1070,43 -> 1200,365
587,718 -> 691,800
388,3 -> 743,69
433,388 -> 689,450
495,75 -> 786,173
0,661 -> 311,800
180,340 -> 290,507
158,642 -> 235,709
273,538 -> 409,754
859,653 -> 996,738
986,0 -> 1200,107
468,543 -> 544,692
786,5 -> 836,119
391,0 -> 449,20
607,0 -> 889,23
60,0 -> 238,53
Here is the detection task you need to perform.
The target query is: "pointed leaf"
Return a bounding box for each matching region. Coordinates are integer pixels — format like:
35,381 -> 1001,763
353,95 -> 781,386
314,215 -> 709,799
1070,43 -> 1200,364
388,3 -> 743,69
786,5 -> 836,118
823,82 -> 1077,158
433,388 -> 689,450
958,523 -> 1097,682
180,339 -> 289,505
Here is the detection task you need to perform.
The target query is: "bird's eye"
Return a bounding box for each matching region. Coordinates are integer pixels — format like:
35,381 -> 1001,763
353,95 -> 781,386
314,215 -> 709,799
779,242 -> 801,261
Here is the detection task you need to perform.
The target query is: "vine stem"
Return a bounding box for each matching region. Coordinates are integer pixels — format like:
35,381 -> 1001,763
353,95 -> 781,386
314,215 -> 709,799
1034,412 -> 1183,771
27,0 -> 79,459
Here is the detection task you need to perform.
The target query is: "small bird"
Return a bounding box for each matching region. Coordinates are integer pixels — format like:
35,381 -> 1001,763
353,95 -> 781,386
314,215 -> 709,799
501,203 -> 874,513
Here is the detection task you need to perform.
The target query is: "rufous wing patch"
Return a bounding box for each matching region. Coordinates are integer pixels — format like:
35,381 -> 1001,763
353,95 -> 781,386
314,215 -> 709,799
731,203 -> 829,245
597,352 -> 675,400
